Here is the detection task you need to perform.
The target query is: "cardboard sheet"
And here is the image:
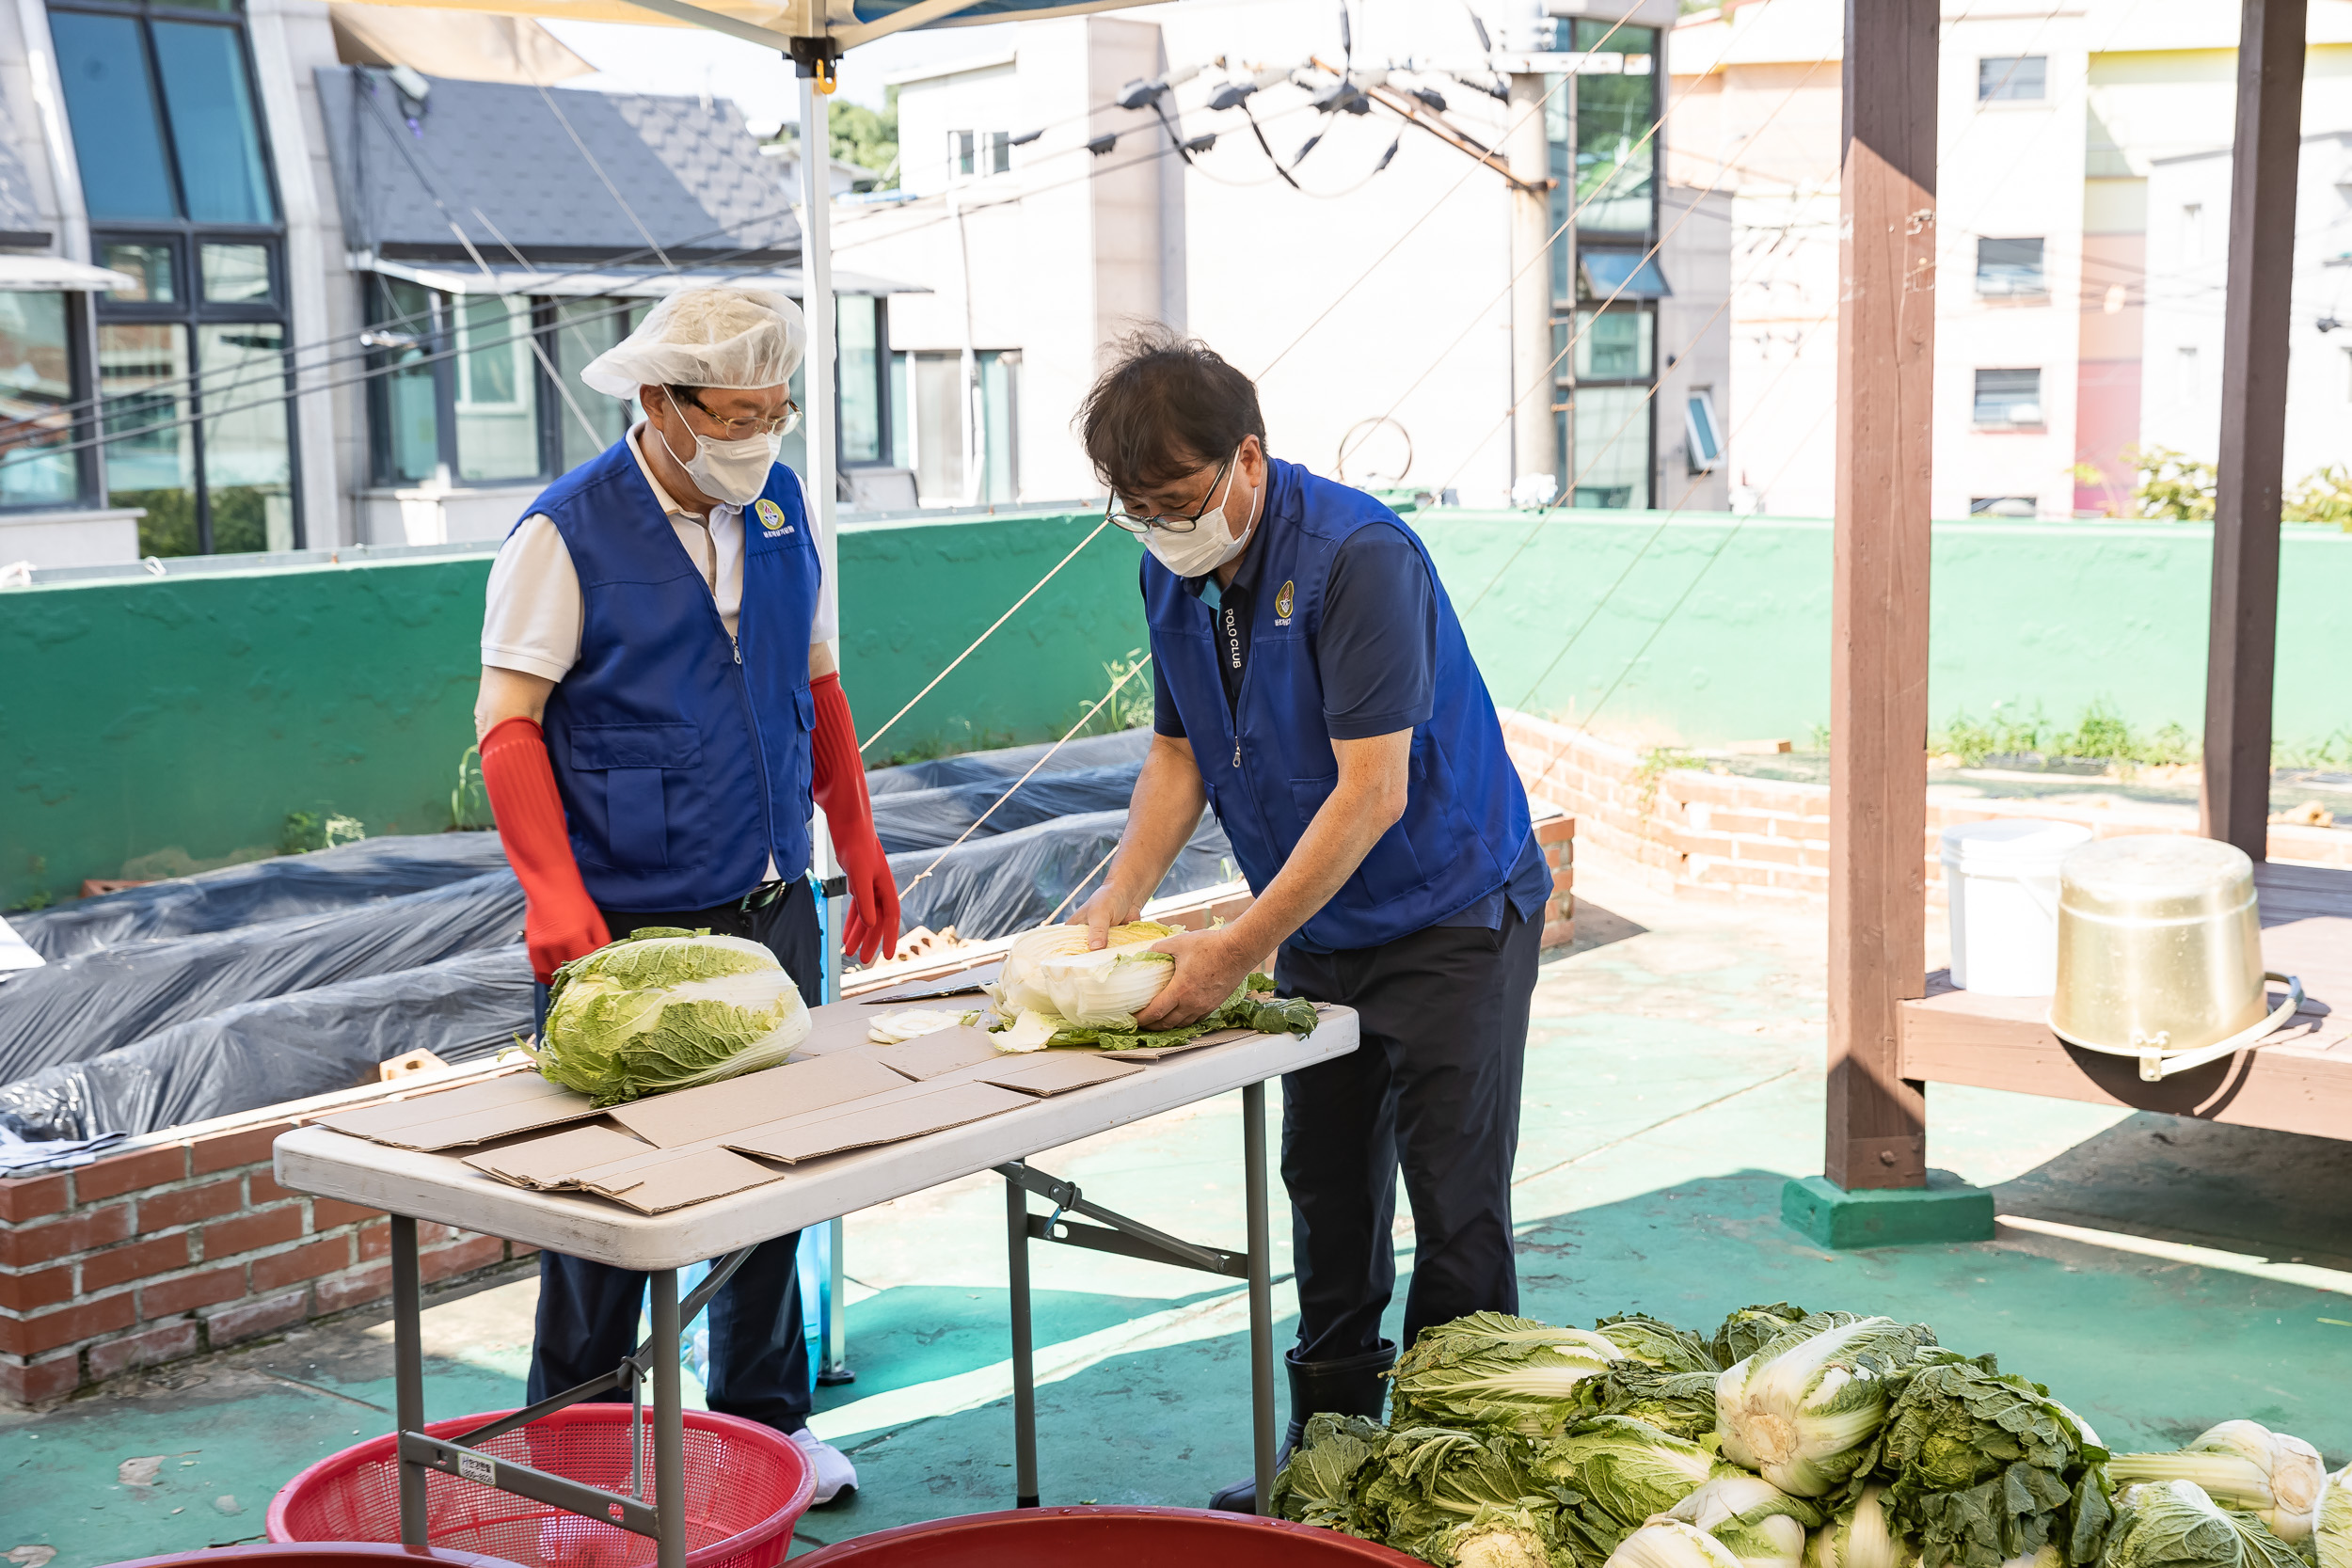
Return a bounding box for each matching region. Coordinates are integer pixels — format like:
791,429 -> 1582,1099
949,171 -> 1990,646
581,1147 -> 785,1214
606,1051 -> 907,1148
319,1071 -> 601,1150
791,999 -> 900,1058
971,1053 -> 1143,1096
725,1080 -> 1030,1164
868,1026 -> 1005,1081
465,1123 -> 647,1189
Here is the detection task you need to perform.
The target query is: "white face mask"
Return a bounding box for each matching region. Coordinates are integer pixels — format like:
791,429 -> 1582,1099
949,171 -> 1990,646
1144,455 -> 1263,578
658,389 -> 783,507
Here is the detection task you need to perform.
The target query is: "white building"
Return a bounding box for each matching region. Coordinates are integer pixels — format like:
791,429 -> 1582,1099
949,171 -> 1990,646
1671,0 -> 2352,522
837,0 -> 1732,515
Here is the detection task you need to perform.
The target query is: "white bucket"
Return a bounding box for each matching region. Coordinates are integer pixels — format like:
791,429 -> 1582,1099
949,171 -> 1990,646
1940,818 -> 2095,995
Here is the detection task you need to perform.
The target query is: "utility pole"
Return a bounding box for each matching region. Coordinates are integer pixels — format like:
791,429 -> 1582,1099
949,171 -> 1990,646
1507,71 -> 1557,494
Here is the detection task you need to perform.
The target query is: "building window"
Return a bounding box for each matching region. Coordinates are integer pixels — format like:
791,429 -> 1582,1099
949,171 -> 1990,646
2341,346 -> 2352,402
1573,309 -> 1653,380
1973,368 -> 2043,427
891,348 -> 1017,505
1978,56 -> 2046,102
1685,390 -> 1723,473
838,295 -> 884,465
0,291 -> 84,507
987,131 -> 1012,176
2176,345 -> 2201,404
1569,24 -> 1660,238
1969,497 -> 2038,517
56,0 -> 294,554
951,130 -> 976,178
1975,237 -> 2046,297
1570,387 -> 1651,510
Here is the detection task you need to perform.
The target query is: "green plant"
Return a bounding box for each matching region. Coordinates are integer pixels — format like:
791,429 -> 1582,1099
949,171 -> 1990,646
2127,445 -> 2217,521
1099,648 -> 1154,734
1934,702 -> 2200,768
451,743 -> 493,831
1634,747 -> 1704,822
282,810 -> 365,855
1932,703 -> 2047,765
2283,464 -> 2352,530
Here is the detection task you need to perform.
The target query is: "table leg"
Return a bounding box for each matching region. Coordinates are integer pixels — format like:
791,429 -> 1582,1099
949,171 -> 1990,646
650,1270 -> 686,1568
390,1215 -> 428,1545
1243,1080 -> 1276,1517
1005,1170 -> 1039,1508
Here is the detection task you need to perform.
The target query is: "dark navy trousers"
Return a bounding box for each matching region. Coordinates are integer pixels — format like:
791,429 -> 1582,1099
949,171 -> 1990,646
1277,900 -> 1540,1365
525,878 -> 820,1436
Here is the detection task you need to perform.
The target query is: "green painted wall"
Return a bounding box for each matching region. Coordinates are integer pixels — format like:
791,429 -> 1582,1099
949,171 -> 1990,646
1421,511 -> 2352,754
7,505 -> 2347,910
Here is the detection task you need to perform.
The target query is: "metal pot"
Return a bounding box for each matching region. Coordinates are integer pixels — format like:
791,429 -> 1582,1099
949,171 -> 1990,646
2048,835 -> 2302,1081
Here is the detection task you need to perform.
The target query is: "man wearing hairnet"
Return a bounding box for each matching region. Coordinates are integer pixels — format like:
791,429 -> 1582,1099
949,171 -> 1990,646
473,285 -> 892,1503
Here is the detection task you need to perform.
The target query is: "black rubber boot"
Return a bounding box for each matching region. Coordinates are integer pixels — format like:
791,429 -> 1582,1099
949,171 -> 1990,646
1207,1339 -> 1396,1514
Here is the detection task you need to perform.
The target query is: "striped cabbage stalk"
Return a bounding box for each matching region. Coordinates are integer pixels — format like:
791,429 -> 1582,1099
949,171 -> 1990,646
992,920 -> 1175,1015
1534,1416 -> 1733,1537
1390,1312 -> 1626,1438
1663,1473 -> 1824,1568
1030,943 -> 1177,1028
1715,1317 -> 1932,1497
2314,1465 -> 2351,1568
1611,1522 -> 1749,1568
1806,1487 -> 1920,1568
2108,1422 -> 2328,1544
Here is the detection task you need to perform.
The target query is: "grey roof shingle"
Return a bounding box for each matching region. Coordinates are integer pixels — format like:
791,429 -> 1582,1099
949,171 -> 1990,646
315,67 -> 799,263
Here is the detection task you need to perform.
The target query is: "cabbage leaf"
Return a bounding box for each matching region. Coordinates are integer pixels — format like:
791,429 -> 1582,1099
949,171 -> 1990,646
530,927 -> 809,1106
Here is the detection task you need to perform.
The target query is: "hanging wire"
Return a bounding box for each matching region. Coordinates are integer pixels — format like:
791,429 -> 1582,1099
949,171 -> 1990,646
898,655 -> 1155,898
1042,841 -> 1126,926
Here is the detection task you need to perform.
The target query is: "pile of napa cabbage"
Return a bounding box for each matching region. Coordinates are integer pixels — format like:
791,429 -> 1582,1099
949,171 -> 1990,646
1275,1303 -> 2346,1568
980,920 -> 1315,1053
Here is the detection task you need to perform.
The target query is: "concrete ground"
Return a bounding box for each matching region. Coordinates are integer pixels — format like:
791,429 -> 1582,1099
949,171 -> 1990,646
6,857 -> 2349,1565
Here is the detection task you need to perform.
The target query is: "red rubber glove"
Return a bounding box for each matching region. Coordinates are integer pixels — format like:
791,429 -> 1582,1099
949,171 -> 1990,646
480,716 -> 611,983
809,673 -> 900,965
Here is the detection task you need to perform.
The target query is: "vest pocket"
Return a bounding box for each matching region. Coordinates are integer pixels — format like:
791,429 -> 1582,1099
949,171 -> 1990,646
1290,773 -> 1430,906
605,769 -> 668,867
569,723 -> 700,872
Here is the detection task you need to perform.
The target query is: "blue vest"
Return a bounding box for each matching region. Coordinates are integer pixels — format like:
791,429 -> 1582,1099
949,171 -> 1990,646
1142,460 -> 1533,951
523,438 -> 820,911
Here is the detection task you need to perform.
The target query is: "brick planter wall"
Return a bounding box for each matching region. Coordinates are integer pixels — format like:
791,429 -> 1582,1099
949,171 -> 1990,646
0,1109 -> 532,1407
1501,708 -> 2350,905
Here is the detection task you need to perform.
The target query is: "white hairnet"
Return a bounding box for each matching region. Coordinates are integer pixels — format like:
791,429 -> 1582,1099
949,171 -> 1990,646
580,284 -> 808,398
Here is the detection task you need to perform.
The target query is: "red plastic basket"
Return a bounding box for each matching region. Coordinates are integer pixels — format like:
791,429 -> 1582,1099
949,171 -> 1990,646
267,1408 -> 814,1568
789,1506 -> 1429,1567
102,1546 -> 522,1568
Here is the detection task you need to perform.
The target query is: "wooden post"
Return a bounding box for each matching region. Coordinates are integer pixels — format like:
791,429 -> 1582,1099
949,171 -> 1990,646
1826,0 -> 1937,1193
2202,0 -> 2307,859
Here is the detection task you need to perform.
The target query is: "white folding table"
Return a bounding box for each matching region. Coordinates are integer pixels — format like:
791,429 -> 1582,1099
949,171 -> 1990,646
274,1012 -> 1359,1567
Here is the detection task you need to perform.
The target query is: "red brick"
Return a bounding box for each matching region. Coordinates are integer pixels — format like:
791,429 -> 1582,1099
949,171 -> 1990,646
80,1232 -> 195,1292
139,1265 -> 247,1318
189,1122 -> 291,1176
1730,836 -> 1803,867
2,1291 -> 136,1355
0,1351 -> 83,1406
252,1236 -> 352,1292
72,1145 -> 189,1201
0,1204 -> 132,1268
420,1234 -> 507,1284
0,1264 -> 74,1313
246,1171 -> 293,1207
356,1219 -> 391,1260
201,1290 -> 307,1345
310,1197 -> 382,1231
87,1319 -> 200,1382
199,1205 -> 305,1259
0,1174 -> 71,1224
314,1261 -> 392,1316
137,1178 -> 244,1233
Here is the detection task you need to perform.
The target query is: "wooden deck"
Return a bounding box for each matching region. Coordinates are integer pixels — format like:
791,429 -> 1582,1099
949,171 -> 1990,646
1899,861 -> 2352,1141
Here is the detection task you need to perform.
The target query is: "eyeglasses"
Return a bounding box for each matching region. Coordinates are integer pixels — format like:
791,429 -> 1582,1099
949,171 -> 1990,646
1105,451 -> 1233,535
672,387 -> 801,439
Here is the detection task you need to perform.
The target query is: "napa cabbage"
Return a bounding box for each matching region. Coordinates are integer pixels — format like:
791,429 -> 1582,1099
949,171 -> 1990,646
1663,1474 -> 1823,1568
1807,1487 -> 1920,1568
1390,1312 -> 1627,1439
530,928 -> 809,1106
2108,1422 -> 2328,1544
1715,1316 -> 1935,1497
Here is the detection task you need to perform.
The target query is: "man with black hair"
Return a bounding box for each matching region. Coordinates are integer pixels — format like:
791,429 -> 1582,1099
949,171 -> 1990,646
1071,330 -> 1549,1513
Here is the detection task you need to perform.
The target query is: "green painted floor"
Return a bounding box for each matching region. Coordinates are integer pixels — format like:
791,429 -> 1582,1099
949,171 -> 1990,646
6,862 -> 2348,1565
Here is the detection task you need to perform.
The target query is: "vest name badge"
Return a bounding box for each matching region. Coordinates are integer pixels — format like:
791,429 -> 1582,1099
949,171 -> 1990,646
1274,579 -> 1295,626
755,498 -> 792,536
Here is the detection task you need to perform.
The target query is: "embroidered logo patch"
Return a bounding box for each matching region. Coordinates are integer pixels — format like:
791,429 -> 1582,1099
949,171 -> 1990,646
1275,579 -> 1295,620
755,498 -> 790,535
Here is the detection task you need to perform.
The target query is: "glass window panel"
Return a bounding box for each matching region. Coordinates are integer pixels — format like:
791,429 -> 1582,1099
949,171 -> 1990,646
1979,55 -> 2046,102
1975,236 -> 2045,296
151,22 -> 276,226
1973,367 -> 2042,426
454,294 -> 539,481
1572,385 -> 1650,510
51,13 -> 181,221
913,352 -> 962,501
373,279 -> 440,484
197,322 -> 293,552
774,359 -> 808,479
889,350 -> 909,470
837,295 -> 881,464
1575,309 -> 1653,381
979,350 -> 1016,504
1576,73 -> 1657,235
0,291 -> 79,507
101,323 -> 199,556
1574,21 -> 1656,54
201,243 -> 271,302
554,297 -> 642,471
103,244 -> 178,303
157,0 -> 242,12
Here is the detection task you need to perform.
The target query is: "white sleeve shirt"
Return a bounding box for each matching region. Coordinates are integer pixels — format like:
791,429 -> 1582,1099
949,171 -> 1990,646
481,422 -> 838,683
